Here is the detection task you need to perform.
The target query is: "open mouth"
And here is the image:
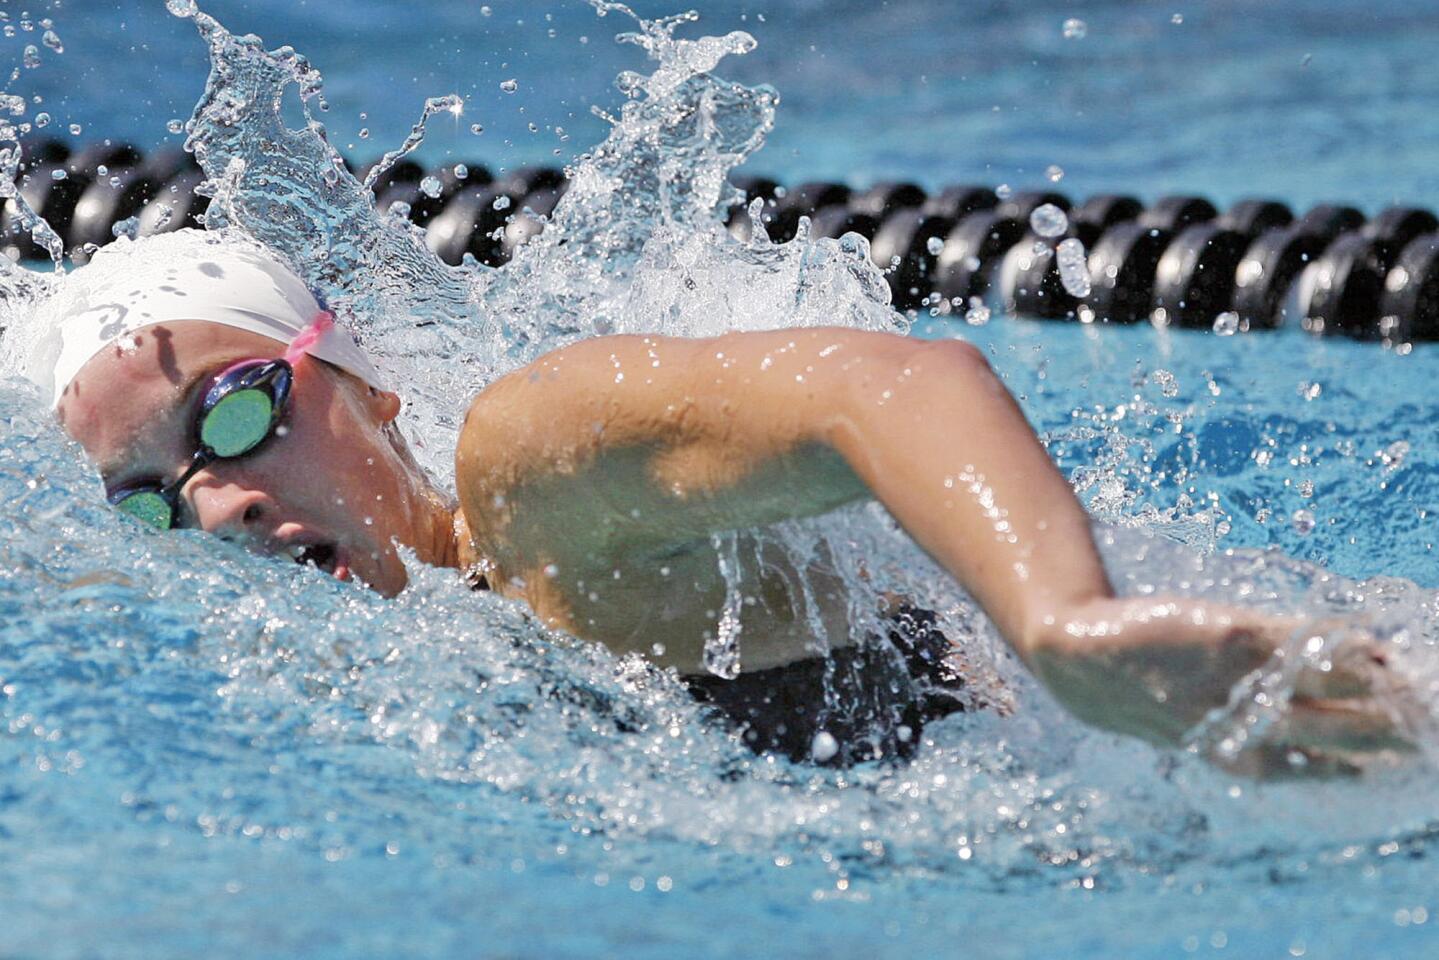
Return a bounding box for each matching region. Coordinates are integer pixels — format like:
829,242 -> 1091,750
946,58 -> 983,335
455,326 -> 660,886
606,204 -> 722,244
285,542 -> 351,581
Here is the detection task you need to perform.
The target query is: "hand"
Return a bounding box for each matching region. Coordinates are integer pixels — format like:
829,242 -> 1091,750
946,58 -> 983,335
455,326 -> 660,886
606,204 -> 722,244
1025,598 -> 1417,778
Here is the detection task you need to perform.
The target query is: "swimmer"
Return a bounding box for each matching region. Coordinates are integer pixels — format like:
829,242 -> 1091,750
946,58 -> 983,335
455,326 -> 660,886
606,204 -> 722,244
31,231 -> 1415,774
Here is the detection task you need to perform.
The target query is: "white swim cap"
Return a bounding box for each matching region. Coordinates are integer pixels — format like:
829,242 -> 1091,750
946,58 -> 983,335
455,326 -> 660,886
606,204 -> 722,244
26,228 -> 384,407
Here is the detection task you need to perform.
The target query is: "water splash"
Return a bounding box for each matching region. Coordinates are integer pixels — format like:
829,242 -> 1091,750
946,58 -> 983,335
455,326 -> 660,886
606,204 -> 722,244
703,530 -> 744,679
361,93 -> 464,194
0,7 -> 1438,942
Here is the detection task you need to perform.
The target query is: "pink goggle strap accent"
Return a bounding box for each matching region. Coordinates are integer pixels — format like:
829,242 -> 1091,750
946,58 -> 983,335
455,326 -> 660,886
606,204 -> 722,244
282,310 -> 335,366
207,310 -> 336,383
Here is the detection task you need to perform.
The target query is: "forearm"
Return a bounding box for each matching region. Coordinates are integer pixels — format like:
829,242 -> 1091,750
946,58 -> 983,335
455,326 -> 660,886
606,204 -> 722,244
799,338 -> 1367,758
819,337 -> 1113,650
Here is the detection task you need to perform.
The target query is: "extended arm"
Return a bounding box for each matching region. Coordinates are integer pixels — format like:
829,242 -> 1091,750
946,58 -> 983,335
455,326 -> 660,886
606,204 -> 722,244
456,328 -> 1411,770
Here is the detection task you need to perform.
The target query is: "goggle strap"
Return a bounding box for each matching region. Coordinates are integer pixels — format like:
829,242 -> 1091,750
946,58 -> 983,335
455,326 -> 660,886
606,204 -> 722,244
283,310 -> 335,367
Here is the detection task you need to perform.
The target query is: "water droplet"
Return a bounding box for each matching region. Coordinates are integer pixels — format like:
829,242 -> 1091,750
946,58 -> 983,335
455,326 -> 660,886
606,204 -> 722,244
528,122 -> 539,134
926,235 -> 944,256
22,45 -> 40,69
96,165 -> 107,177
453,163 -> 468,179
1212,311 -> 1239,336
480,4 -> 492,14
500,79 -> 519,94
1056,237 -> 1091,297
357,127 -> 369,140
49,167 -> 65,181
964,297 -> 991,326
1291,509 -> 1315,536
111,215 -> 140,241
1062,18 -> 1087,39
41,29 -> 61,53
1380,439 -> 1410,468
1046,164 -> 1064,183
1171,12 -> 1184,24
167,0 -> 198,17
810,731 -> 839,763
166,118 -> 184,134
1030,203 -> 1068,238
376,201 -> 409,224
492,194 -> 511,211
470,122 -> 484,135
995,183 -> 1012,200
67,122 -> 80,136
419,175 -> 443,199
32,111 -> 48,127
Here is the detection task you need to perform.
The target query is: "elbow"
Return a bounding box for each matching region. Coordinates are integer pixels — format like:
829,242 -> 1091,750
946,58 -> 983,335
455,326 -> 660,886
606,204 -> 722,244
880,336 -> 999,404
823,332 -> 999,451
916,336 -> 992,377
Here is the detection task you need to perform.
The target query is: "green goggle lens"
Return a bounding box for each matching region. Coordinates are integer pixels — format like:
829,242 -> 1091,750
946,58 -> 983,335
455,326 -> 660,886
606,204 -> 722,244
199,388 -> 276,458
115,490 -> 173,530
107,360 -> 290,531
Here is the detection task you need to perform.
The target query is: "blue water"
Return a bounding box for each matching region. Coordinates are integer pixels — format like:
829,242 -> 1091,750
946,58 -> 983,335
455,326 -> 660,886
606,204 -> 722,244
4,2 -> 1439,958
29,0 -> 1439,207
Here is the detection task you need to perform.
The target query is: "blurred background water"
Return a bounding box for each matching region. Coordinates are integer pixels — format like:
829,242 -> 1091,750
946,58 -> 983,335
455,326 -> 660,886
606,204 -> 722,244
3,2 -> 1439,958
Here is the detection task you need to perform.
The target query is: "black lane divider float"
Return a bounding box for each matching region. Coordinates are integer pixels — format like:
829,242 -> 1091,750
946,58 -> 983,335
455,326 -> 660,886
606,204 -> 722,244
7,140 -> 1439,343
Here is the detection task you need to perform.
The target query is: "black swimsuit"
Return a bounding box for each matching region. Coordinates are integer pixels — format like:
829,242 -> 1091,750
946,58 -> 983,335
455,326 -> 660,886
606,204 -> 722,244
682,605 -> 968,766
472,574 -> 966,766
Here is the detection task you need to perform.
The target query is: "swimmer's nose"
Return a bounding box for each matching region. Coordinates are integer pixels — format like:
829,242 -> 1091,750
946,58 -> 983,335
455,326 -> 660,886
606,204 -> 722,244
187,478 -> 278,544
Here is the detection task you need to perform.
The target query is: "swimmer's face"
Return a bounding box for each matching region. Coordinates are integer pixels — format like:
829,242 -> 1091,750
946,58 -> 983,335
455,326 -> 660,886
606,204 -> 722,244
57,320 -> 420,594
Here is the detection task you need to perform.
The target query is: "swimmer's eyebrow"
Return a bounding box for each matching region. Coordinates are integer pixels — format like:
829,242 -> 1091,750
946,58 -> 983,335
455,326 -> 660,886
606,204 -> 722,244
96,361 -> 229,484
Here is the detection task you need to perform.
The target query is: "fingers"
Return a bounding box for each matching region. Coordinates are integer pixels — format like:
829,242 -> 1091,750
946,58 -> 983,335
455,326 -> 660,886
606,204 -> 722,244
1292,658 -> 1378,700
1214,636 -> 1421,780
1211,743 -> 1364,780
1212,698 -> 1412,782
1290,626 -> 1403,700
1270,696 -> 1417,755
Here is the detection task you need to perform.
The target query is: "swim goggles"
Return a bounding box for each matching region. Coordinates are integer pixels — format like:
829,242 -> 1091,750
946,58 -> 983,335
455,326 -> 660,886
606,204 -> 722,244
105,312 -> 335,530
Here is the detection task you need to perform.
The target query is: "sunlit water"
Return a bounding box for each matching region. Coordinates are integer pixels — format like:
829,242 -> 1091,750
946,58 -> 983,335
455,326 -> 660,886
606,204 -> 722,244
3,3 -> 1439,958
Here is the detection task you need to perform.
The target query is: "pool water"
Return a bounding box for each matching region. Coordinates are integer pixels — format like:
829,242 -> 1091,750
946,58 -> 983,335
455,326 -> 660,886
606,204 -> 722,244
4,2 -> 1439,958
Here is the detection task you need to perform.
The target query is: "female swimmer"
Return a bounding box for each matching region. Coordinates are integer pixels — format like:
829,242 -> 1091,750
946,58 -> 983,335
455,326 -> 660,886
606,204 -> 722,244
31,230 -> 1412,773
